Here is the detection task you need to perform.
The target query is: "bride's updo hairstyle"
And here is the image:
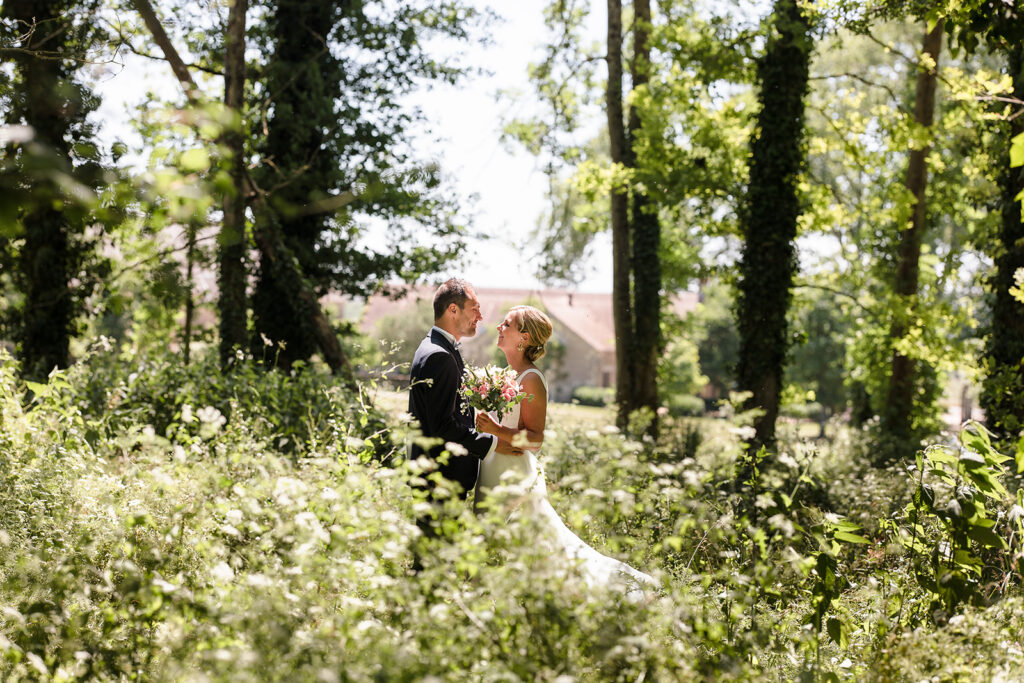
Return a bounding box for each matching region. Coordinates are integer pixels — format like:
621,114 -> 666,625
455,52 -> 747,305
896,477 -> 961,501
510,305 -> 553,362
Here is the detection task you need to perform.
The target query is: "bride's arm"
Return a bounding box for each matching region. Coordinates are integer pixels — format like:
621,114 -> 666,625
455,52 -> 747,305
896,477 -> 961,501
476,374 -> 547,449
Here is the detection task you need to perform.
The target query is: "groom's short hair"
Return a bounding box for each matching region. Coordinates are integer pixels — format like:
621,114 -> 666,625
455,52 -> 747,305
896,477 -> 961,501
433,278 -> 474,320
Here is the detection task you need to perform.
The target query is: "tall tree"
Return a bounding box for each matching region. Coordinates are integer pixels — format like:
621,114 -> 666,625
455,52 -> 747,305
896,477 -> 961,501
507,2 -> 753,431
248,0 -> 477,370
983,41 -> 1024,446
606,0 -> 633,429
219,0 -> 248,365
627,0 -> 662,433
735,0 -> 812,452
878,19 -> 944,462
951,2 -> 1024,447
131,0 -> 356,381
250,0 -> 341,368
2,0 -> 100,379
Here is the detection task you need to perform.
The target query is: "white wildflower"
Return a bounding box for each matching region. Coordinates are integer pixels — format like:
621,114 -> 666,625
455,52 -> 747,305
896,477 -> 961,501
26,652 -> 47,676
444,441 -> 468,457
246,573 -> 273,589
273,477 -> 308,506
294,512 -> 329,544
777,452 -> 799,469
196,406 -> 226,431
729,425 -> 757,440
210,562 -> 235,583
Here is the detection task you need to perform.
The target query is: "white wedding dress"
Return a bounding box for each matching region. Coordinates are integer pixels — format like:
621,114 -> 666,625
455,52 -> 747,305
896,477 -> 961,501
474,369 -> 655,597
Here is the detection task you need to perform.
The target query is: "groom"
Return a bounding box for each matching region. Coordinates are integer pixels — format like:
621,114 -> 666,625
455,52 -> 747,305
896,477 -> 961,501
409,279 -> 522,505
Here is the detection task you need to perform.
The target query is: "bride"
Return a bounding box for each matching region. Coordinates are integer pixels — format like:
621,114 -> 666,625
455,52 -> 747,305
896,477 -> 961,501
473,305 -> 655,595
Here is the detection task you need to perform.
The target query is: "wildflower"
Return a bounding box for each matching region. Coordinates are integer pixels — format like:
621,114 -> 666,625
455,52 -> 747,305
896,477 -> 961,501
210,562 -> 235,583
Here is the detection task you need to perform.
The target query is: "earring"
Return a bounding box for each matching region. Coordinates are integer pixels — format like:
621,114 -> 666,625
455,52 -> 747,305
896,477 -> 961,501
517,342 -> 525,352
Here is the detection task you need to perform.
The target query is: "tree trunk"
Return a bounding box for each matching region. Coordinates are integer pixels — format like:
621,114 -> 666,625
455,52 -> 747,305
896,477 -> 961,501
251,224 -> 356,386
628,0 -> 661,436
252,0 -> 340,370
183,221 -> 196,366
880,19 -> 943,462
981,40 -> 1024,446
4,0 -> 76,379
607,0 -> 633,430
217,0 -> 249,367
735,0 -> 811,454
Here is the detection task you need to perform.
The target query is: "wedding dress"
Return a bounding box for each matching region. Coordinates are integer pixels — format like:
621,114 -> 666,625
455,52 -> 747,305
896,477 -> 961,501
474,368 -> 655,596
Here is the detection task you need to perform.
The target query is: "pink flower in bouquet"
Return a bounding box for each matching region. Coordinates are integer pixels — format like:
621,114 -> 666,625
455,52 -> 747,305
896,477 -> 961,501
461,363 -> 528,420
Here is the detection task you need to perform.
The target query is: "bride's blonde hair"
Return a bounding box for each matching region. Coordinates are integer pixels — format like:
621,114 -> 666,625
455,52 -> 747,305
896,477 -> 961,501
509,305 -> 553,362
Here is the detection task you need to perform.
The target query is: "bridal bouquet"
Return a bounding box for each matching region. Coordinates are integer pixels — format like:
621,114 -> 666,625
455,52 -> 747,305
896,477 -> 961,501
461,364 -> 527,421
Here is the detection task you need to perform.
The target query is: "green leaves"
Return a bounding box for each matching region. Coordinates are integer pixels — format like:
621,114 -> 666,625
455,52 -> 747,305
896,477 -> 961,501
833,529 -> 871,545
178,148 -> 211,173
885,421 -> 1019,615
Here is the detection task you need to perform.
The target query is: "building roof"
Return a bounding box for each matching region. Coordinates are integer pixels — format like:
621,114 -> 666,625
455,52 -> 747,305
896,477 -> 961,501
346,285 -> 700,355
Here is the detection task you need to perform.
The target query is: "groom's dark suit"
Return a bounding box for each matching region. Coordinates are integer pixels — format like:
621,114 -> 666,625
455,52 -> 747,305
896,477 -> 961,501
409,328 -> 495,497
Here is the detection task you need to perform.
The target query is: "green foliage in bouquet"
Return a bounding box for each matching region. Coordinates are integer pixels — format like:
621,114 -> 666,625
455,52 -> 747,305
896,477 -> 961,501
460,364 -> 529,421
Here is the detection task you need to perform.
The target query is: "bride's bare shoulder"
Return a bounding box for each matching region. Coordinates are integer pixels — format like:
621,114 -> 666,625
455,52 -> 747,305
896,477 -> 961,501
519,370 -> 547,399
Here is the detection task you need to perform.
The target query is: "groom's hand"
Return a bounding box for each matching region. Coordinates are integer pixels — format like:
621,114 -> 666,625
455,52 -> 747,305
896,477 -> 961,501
494,441 -> 525,456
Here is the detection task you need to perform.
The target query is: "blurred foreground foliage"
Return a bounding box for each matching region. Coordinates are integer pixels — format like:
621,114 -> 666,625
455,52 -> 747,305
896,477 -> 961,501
2,345 -> 1024,680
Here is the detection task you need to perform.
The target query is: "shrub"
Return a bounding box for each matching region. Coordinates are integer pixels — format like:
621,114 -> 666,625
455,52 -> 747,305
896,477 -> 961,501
4,345 -> 1024,681
69,339 -> 392,460
780,401 -> 823,420
665,394 -> 705,417
571,385 -> 614,407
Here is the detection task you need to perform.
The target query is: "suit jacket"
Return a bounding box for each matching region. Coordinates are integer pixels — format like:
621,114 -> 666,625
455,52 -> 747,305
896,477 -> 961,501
408,329 -> 494,496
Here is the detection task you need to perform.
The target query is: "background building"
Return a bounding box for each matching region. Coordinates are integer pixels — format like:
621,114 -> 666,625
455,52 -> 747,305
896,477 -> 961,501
352,286 -> 699,403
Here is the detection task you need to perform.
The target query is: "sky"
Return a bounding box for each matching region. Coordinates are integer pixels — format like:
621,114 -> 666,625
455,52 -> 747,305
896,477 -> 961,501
92,0 -> 614,293
406,0 -> 612,293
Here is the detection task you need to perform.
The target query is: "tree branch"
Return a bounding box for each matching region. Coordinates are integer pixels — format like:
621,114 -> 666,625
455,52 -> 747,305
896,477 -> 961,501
129,0 -> 200,102
809,71 -> 905,107
102,15 -> 223,77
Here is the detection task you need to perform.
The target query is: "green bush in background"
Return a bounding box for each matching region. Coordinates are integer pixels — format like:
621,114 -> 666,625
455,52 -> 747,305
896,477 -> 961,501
570,385 -> 615,407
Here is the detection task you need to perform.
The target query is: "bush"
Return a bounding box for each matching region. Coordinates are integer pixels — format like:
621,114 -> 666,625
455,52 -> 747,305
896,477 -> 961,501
4,345 -> 1024,681
70,339 -> 392,460
780,401 -> 823,420
665,394 -> 705,417
571,385 -> 615,407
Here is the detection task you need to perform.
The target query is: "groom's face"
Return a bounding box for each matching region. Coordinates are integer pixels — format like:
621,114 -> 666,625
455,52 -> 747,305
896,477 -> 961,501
453,289 -> 483,340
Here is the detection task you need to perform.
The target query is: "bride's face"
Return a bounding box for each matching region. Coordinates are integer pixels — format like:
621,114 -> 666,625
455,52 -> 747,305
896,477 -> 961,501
496,312 -> 527,355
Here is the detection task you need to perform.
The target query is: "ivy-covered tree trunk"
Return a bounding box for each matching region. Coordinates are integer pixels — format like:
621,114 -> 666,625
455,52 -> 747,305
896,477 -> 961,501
981,41 -> 1024,445
628,0 -> 661,436
218,0 -> 249,367
3,0 -> 84,379
251,0 -> 343,370
607,0 -> 634,430
735,0 -> 811,452
879,19 -> 943,463
251,223 -> 356,385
